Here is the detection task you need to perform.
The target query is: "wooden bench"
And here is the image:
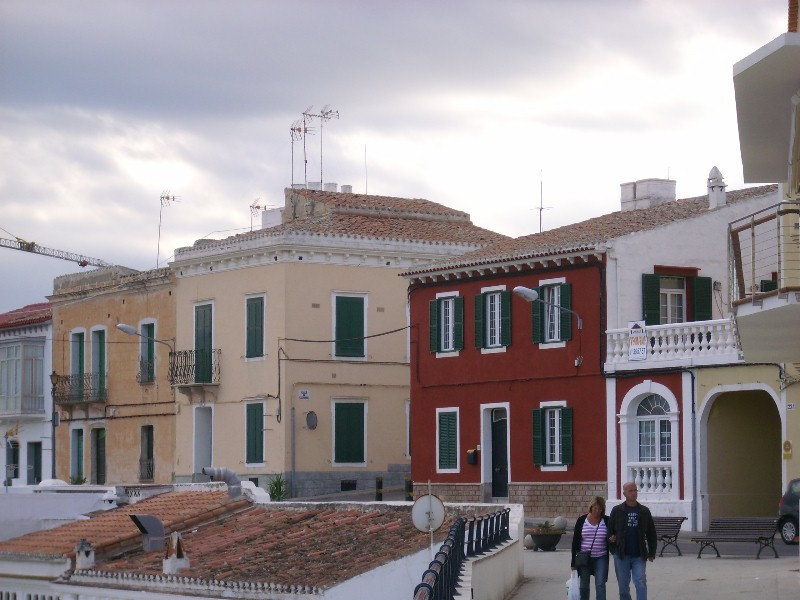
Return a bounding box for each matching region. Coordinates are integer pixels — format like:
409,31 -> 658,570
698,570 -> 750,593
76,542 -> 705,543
653,516 -> 687,556
691,517 -> 779,559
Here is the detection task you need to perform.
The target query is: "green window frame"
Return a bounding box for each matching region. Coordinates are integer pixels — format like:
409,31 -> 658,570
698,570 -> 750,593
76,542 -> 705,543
246,402 -> 264,464
246,296 -> 265,358
437,409 -> 459,471
531,284 -> 572,343
532,406 -> 573,466
334,295 -> 365,358
140,323 -> 156,383
429,295 -> 464,353
642,274 -> 712,325
195,304 -> 213,384
475,289 -> 511,349
71,428 -> 84,480
91,329 -> 106,401
333,401 -> 366,464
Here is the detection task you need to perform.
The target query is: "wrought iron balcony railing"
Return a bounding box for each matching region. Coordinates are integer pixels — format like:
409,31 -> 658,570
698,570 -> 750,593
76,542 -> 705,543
139,458 -> 154,482
168,349 -> 221,385
53,372 -> 108,406
137,358 -> 156,384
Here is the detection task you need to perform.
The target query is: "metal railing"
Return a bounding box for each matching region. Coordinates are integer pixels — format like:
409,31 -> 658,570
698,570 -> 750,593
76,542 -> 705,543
729,201 -> 800,305
0,393 -> 45,416
413,509 -> 510,600
137,358 -> 156,384
139,458 -> 154,482
168,349 -> 221,385
53,372 -> 108,405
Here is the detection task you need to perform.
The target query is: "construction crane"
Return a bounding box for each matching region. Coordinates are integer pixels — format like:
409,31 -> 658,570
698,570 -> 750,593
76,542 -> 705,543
0,236 -> 111,268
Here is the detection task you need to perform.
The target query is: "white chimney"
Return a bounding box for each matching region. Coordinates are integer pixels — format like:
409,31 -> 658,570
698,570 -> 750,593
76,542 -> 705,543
261,207 -> 283,228
75,539 -> 95,570
163,532 -> 190,575
341,184 -> 353,193
308,181 -> 322,191
620,178 -> 676,211
707,166 -> 727,209
323,182 -> 338,192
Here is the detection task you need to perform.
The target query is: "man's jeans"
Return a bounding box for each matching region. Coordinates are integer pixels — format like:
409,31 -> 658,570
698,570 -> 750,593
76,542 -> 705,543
613,553 -> 647,600
578,554 -> 608,600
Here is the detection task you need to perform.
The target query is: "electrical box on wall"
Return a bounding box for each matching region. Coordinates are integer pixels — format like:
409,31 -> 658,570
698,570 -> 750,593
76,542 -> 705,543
466,449 -> 478,465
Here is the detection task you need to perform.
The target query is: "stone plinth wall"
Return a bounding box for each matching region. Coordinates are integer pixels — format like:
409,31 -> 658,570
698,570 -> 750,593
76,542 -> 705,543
413,483 -> 483,504
510,482 -> 607,518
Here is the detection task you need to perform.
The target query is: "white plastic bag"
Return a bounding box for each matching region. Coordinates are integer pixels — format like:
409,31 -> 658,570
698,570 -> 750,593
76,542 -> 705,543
566,571 -> 580,600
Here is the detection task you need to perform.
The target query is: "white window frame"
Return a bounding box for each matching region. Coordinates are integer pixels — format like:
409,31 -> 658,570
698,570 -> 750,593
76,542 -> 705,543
539,400 -> 567,472
480,284 -> 507,354
436,407 -> 460,474
538,277 -> 566,348
244,293 -> 267,362
436,291 -> 460,358
659,277 -> 686,324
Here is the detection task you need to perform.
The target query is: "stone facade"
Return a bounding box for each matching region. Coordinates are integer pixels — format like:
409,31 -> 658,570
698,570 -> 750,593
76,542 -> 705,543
510,482 -> 608,519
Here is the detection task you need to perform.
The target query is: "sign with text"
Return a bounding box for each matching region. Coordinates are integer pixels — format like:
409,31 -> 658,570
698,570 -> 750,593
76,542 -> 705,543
628,321 -> 648,361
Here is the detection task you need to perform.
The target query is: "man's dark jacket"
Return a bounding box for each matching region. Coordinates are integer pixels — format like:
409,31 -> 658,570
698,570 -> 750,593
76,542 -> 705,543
607,501 -> 658,560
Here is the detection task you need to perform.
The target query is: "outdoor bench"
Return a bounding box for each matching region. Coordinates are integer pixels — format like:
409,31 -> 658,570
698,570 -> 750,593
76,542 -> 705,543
652,516 -> 687,556
690,517 -> 779,559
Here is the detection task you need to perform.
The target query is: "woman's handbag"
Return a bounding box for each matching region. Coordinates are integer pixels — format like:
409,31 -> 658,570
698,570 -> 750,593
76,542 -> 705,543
575,519 -> 601,568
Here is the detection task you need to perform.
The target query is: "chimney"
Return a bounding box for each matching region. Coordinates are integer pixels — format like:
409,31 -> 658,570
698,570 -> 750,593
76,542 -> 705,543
308,181 -> 322,191
341,184 -> 353,193
620,178 -> 676,211
130,514 -> 166,552
323,182 -> 338,192
74,538 -> 95,570
707,166 -> 727,209
163,531 -> 190,574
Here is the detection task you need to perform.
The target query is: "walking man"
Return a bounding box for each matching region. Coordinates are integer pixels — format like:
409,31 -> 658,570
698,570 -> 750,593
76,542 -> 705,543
607,481 -> 657,600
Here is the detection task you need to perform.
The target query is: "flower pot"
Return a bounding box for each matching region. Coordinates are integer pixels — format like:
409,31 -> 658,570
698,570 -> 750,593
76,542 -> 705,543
528,531 -> 564,551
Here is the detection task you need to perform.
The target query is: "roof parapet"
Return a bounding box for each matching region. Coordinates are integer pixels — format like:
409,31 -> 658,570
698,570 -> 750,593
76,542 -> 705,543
620,178 -> 676,211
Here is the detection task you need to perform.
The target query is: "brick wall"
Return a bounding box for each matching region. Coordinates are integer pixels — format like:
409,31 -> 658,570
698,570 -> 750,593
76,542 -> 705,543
413,482 -> 483,504
510,482 -> 608,518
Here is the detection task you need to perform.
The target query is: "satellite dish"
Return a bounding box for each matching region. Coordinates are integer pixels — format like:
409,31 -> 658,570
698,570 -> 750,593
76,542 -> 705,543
411,493 -> 445,533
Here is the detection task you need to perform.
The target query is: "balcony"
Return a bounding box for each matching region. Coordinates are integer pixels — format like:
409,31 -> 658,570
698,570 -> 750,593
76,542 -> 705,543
136,358 -> 156,384
729,201 -> 800,362
0,393 -> 45,419
169,349 -> 221,403
53,372 -> 108,406
628,462 -> 674,496
605,319 -> 741,372
139,458 -> 154,482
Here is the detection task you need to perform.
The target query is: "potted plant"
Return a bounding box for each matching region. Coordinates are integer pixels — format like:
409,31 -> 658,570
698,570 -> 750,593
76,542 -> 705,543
525,520 -> 565,551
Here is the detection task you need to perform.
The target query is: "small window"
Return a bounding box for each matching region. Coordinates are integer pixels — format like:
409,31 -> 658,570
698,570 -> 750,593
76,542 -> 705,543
533,406 -> 573,467
429,295 -> 464,354
636,394 -> 671,462
246,402 -> 264,464
642,273 -> 712,324
334,295 -> 366,358
245,296 -> 265,358
474,289 -> 511,350
436,409 -> 459,472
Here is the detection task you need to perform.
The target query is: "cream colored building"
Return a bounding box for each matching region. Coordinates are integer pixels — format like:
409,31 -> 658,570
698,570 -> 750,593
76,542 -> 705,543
169,188 -> 507,496
49,267 -> 176,485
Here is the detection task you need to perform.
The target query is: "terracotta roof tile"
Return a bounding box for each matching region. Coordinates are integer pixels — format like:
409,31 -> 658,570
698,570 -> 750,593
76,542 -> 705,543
0,302 -> 52,329
289,188 -> 470,219
403,185 -> 778,275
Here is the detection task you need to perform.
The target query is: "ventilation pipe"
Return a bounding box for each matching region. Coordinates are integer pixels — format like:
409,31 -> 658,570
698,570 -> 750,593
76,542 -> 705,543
130,514 -> 166,552
202,466 -> 242,499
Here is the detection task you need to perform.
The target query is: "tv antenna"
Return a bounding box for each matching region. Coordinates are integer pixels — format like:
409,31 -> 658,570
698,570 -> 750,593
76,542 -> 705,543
157,191 -> 179,267
536,176 -> 551,233
300,106 -> 316,187
303,105 -> 339,189
290,120 -> 303,187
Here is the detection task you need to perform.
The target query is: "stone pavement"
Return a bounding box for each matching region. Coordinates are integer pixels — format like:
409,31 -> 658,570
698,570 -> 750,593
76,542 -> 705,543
509,533 -> 800,600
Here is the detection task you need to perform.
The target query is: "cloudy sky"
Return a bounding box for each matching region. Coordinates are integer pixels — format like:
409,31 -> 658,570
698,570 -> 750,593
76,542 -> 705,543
0,0 -> 788,313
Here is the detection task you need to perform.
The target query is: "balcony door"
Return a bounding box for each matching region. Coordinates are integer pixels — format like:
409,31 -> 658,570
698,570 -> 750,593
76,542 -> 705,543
195,304 -> 212,383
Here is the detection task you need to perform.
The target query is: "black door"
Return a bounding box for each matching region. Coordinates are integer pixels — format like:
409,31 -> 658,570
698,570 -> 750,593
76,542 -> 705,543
491,408 -> 508,497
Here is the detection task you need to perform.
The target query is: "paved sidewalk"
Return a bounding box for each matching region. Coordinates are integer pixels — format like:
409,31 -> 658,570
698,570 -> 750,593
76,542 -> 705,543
510,534 -> 800,599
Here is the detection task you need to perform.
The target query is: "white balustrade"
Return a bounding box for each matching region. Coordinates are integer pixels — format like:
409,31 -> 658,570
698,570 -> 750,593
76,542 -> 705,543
605,319 -> 741,368
628,463 -> 673,494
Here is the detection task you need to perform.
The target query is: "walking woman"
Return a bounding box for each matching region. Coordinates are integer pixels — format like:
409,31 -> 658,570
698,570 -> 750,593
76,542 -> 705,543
571,496 -> 610,600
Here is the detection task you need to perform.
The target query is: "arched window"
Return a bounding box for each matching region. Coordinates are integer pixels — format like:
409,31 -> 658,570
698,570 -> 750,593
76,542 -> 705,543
636,394 -> 671,462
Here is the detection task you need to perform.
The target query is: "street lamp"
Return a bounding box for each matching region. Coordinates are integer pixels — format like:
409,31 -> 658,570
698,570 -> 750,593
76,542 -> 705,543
49,370 -> 60,479
512,285 -> 584,366
116,323 -> 174,352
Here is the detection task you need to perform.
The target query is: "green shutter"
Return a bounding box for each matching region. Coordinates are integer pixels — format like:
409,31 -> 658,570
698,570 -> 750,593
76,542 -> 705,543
760,279 -> 778,292
335,402 -> 365,463
246,403 -> 264,463
559,284 -> 572,341
246,297 -> 264,358
532,409 -> 544,465
531,288 -> 543,343
429,300 -> 440,353
474,293 -> 485,348
438,411 -> 457,470
195,304 -> 213,383
692,276 -> 712,321
642,274 -> 661,325
453,296 -> 464,351
500,290 -> 512,346
335,296 -> 365,357
143,324 -> 155,382
560,407 -> 573,465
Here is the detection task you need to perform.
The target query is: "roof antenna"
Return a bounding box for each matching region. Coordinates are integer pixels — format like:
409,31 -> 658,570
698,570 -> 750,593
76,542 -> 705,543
303,105 -> 339,189
536,172 -> 552,233
290,120 -> 303,187
300,106 -> 316,187
157,191 -> 178,267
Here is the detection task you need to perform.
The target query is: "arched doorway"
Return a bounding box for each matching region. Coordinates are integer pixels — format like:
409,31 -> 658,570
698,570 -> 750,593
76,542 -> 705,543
701,388 -> 781,521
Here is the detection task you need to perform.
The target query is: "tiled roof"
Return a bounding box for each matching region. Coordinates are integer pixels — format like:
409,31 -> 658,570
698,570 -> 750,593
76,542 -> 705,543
289,188 -> 471,219
0,491 -> 455,591
0,302 -> 52,329
403,185 -> 778,275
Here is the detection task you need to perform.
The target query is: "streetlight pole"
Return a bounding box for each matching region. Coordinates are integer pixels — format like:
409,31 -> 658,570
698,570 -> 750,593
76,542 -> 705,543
49,371 -> 60,480
116,324 -> 174,352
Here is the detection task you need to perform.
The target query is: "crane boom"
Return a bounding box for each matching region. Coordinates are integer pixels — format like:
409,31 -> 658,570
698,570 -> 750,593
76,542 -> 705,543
0,237 -> 111,268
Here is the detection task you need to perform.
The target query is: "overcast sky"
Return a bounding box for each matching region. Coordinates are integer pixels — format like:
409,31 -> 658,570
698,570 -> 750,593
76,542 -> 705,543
0,0 -> 788,313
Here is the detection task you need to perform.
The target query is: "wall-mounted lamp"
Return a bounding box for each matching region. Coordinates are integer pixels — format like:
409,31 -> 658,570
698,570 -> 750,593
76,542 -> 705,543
116,323 -> 175,352
512,285 -> 584,366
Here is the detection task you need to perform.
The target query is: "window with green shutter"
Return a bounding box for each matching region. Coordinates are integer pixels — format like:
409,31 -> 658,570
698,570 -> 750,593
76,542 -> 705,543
429,295 -> 463,353
141,323 -> 155,383
246,402 -> 264,463
532,406 -> 573,466
246,296 -> 265,358
437,410 -> 458,471
335,295 -> 365,357
531,284 -> 572,343
642,273 -> 711,324
334,401 -> 365,464
475,290 -> 512,349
